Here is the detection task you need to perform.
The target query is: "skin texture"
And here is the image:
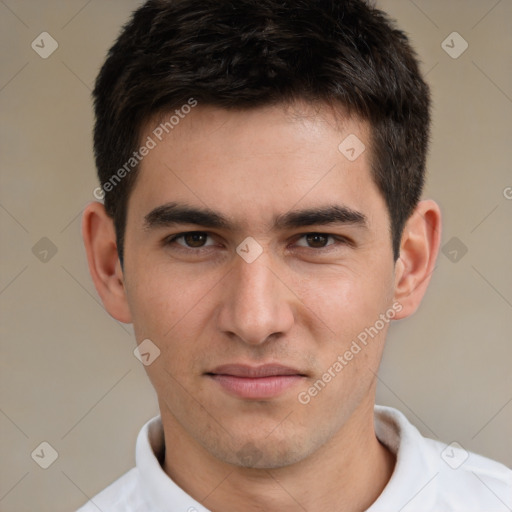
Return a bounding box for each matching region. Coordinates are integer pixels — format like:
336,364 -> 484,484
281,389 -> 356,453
83,102 -> 441,512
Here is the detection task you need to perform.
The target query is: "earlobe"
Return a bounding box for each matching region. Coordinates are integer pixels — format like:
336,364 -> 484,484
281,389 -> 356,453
82,202 -> 132,324
393,200 -> 442,319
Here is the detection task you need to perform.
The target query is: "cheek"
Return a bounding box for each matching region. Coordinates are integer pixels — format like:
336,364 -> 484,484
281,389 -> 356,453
296,265 -> 391,345
125,267 -> 193,347
295,273 -> 391,415
125,265 -> 222,371
125,274 -> 202,393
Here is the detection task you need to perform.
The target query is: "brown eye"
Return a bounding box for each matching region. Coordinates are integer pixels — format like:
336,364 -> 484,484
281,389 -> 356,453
165,232 -> 215,249
305,233 -> 330,248
183,232 -> 208,248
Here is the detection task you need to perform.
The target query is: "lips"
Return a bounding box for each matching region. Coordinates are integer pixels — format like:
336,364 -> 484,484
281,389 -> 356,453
206,364 -> 307,399
207,364 -> 306,378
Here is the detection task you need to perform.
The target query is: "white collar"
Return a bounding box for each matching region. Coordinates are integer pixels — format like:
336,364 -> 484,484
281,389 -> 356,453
368,405 -> 439,511
136,415 -> 210,511
135,405 -> 438,511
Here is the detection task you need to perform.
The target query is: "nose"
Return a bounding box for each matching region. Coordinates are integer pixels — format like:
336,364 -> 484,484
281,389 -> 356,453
217,251 -> 295,346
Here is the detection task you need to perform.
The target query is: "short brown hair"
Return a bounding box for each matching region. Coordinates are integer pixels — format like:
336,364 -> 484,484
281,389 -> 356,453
93,0 -> 431,264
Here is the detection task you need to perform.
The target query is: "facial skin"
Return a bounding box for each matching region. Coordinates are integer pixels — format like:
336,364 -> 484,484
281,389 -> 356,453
83,102 -> 441,512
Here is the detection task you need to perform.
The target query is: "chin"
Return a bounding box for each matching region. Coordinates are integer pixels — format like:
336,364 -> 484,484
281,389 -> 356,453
211,434 -> 316,469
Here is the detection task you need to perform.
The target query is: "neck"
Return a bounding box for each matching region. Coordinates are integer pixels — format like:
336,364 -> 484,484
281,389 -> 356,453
161,397 -> 395,512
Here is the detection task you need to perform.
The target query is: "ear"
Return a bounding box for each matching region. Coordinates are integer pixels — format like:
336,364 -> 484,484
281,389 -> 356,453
393,199 -> 442,319
82,202 -> 132,324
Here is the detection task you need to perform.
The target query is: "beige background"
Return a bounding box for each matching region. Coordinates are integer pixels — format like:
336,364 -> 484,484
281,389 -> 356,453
0,1 -> 511,510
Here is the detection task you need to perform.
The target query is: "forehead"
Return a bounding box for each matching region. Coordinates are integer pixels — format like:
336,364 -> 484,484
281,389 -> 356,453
128,103 -> 387,231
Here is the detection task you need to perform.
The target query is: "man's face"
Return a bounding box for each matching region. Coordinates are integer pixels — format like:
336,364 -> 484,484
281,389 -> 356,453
122,103 -> 399,468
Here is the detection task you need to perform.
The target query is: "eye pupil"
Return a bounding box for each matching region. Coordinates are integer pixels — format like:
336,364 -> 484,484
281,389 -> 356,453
185,233 -> 207,247
306,234 -> 328,248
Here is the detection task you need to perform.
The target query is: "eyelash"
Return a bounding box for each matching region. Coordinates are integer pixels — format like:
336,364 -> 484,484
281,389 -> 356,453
163,231 -> 351,252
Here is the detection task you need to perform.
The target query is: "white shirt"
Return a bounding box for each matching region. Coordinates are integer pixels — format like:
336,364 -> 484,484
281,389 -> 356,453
77,406 -> 512,511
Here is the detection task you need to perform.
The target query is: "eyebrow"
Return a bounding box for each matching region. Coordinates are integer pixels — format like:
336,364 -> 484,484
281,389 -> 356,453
144,202 -> 368,232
